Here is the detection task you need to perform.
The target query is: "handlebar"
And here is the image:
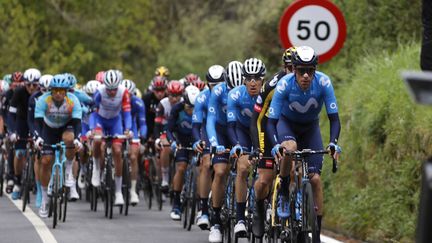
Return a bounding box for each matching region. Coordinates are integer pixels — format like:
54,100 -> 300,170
282,149 -> 338,173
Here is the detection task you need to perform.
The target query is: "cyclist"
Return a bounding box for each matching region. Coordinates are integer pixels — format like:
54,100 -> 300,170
28,74 -> 53,207
95,71 -> 105,83
142,76 -> 167,144
2,71 -> 23,194
184,73 -> 200,87
268,46 -> 341,242
3,74 -> 12,84
121,79 -> 147,205
77,80 -> 100,190
206,60 -> 243,243
153,80 -> 184,193
192,77 -> 207,91
167,85 -> 200,220
227,58 -> 265,237
250,47 -> 296,237
34,74 -> 83,217
192,65 -> 226,230
155,66 -> 170,77
90,69 -> 133,206
9,68 -> 41,200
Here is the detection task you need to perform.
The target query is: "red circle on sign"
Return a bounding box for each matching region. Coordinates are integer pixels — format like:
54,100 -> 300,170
279,0 -> 347,64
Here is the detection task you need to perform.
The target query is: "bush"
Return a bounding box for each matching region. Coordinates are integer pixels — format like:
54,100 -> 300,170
322,42 -> 427,242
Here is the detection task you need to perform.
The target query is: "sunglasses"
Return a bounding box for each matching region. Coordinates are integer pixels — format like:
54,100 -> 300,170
296,67 -> 315,76
107,88 -> 118,92
51,88 -> 66,94
244,76 -> 263,83
154,89 -> 165,93
26,82 -> 39,88
169,93 -> 181,97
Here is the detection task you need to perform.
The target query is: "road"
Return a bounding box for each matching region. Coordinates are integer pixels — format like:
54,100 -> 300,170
0,188 -> 342,243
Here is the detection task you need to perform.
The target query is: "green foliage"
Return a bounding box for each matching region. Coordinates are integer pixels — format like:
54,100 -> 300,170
322,42 -> 425,242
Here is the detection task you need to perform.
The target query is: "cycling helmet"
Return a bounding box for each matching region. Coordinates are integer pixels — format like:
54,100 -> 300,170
184,73 -> 199,86
135,88 -> 142,98
23,68 -> 41,83
50,74 -> 70,89
121,79 -> 136,94
183,85 -> 200,106
64,73 -> 77,88
292,46 -> 318,66
206,65 -> 227,83
0,80 -> 10,93
39,74 -> 53,89
155,66 -> 170,77
3,74 -> 12,84
104,69 -> 122,89
282,47 -> 297,65
167,80 -> 184,95
95,71 -> 105,83
242,58 -> 266,78
226,61 -> 244,89
85,80 -> 101,95
151,76 -> 167,90
192,78 -> 206,91
12,71 -> 23,82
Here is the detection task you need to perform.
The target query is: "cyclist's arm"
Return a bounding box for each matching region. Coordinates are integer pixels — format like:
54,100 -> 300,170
227,89 -> 240,146
27,96 -> 36,137
250,109 -> 260,150
192,93 -> 205,142
122,90 -> 132,131
153,103 -> 165,138
322,77 -> 341,143
71,95 -> 83,138
206,92 -> 219,147
136,99 -> 147,139
34,96 -> 47,138
166,105 -> 180,143
8,91 -> 19,133
266,80 -> 287,146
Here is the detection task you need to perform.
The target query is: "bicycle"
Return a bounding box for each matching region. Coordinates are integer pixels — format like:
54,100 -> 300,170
279,149 -> 337,243
46,141 -> 75,229
139,140 -> 162,211
22,138 -> 36,212
0,138 -> 6,197
93,134 -> 127,219
120,138 -> 130,216
180,147 -> 199,231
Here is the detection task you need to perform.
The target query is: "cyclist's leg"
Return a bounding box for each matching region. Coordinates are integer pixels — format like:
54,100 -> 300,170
129,139 -> 140,203
198,152 -> 211,215
298,120 -> 324,239
91,114 -> 105,187
278,116 -> 298,196
106,115 -> 124,203
159,133 -> 171,189
12,119 -> 28,199
62,126 -> 78,199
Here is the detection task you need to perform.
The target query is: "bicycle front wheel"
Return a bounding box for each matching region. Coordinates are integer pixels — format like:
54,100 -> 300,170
52,167 -> 60,228
302,182 -> 317,243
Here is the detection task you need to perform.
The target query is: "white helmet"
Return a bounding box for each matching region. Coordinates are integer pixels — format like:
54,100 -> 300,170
206,65 -> 227,83
0,80 -> 10,93
39,74 -> 53,90
86,80 -> 101,95
115,69 -> 123,82
103,69 -> 121,89
242,58 -> 266,77
23,68 -> 41,83
121,79 -> 136,94
226,61 -> 243,89
183,85 -> 200,106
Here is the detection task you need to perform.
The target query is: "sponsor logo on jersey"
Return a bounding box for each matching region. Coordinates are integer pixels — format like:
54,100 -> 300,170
256,95 -> 263,105
214,86 -> 223,96
230,90 -> 241,101
288,98 -> 319,113
227,112 -> 235,118
209,107 -> 216,113
276,79 -> 288,93
319,76 -> 331,87
330,102 -> 337,110
197,94 -> 206,104
192,114 -> 197,121
269,76 -> 278,86
180,121 -> 193,129
254,104 -> 262,113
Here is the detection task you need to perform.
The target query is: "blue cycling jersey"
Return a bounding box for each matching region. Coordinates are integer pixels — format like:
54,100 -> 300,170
206,82 -> 229,147
130,95 -> 147,138
35,92 -> 82,128
227,85 -> 257,127
167,102 -> 193,145
192,89 -> 210,142
268,71 -> 338,123
72,89 -> 93,106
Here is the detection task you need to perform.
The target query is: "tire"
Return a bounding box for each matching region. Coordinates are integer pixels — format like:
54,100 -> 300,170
62,187 -> 68,222
0,153 -> 4,197
52,166 -> 60,229
187,169 -> 197,231
123,158 -> 130,216
302,182 -> 317,243
22,157 -> 32,212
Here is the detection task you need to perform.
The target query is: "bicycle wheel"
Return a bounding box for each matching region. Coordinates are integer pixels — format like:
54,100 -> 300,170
122,158 -> 130,215
0,153 -> 4,197
22,156 -> 32,212
52,167 -> 60,229
187,168 -> 197,231
182,177 -> 189,229
302,182 -> 317,243
62,187 -> 68,222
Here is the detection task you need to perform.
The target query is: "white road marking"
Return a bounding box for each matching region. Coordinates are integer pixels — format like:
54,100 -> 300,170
4,187 -> 58,243
322,234 -> 344,243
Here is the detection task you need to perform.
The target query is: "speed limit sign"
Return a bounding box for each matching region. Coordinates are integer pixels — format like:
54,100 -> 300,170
279,0 -> 346,63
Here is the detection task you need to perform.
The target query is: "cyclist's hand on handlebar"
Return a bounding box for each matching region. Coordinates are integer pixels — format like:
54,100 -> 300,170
170,141 -> 177,152
74,139 -> 83,151
9,133 -> 17,143
271,144 -> 283,161
327,142 -> 341,161
215,145 -> 225,154
193,140 -> 204,153
230,144 -> 243,158
124,129 -> 133,139
248,149 -> 261,166
35,136 -> 44,150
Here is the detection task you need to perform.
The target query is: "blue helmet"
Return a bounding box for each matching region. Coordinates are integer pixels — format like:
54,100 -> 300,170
50,74 -> 70,89
64,73 -> 77,88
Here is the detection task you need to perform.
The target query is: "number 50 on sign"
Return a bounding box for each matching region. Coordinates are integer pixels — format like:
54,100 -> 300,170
279,0 -> 347,64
